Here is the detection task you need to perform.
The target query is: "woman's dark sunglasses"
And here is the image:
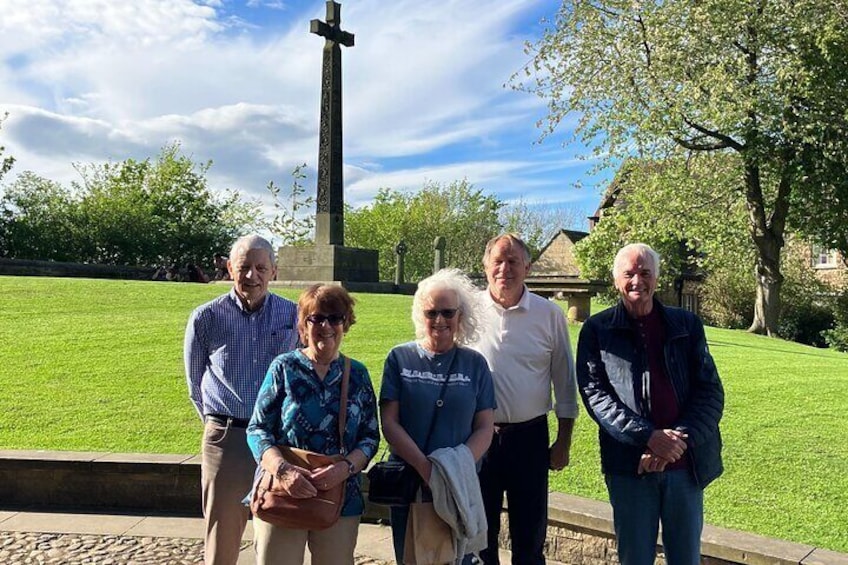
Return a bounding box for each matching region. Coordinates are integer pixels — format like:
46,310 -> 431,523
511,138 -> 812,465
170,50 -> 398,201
306,314 -> 346,325
423,309 -> 459,320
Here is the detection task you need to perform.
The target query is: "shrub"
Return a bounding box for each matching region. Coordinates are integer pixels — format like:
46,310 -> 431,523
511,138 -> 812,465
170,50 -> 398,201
777,246 -> 836,347
778,300 -> 834,347
824,291 -> 848,352
698,265 -> 755,329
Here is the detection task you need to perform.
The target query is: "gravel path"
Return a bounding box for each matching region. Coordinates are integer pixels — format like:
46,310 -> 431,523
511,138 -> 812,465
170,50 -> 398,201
0,531 -> 390,564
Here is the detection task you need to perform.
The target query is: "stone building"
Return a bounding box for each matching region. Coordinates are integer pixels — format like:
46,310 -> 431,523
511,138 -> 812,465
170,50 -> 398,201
532,229 -> 589,277
808,245 -> 848,289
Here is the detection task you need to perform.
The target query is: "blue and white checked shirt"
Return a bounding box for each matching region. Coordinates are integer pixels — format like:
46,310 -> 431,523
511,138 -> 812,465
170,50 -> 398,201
184,288 -> 299,421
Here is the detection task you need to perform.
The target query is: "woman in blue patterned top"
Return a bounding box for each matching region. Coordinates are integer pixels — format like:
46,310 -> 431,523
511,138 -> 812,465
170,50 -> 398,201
247,284 -> 380,565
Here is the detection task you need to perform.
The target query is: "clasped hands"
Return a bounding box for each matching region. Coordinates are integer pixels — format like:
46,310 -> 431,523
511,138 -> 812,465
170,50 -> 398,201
638,429 -> 688,475
274,460 -> 348,498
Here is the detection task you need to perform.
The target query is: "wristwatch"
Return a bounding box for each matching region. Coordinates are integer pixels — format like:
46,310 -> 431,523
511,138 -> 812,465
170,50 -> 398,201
343,457 -> 356,476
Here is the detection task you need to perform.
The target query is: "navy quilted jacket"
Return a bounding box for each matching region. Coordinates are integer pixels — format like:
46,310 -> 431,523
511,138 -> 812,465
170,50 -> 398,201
576,299 -> 724,488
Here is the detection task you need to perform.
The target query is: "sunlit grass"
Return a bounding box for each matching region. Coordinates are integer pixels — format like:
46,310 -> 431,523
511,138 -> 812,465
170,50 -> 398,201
1,276 -> 845,551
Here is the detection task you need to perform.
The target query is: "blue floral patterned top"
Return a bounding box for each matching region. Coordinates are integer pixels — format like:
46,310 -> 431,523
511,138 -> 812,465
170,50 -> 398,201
247,349 -> 380,516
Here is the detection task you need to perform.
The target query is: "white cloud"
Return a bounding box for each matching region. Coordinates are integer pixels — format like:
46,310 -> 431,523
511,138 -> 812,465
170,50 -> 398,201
1,0 -> 605,223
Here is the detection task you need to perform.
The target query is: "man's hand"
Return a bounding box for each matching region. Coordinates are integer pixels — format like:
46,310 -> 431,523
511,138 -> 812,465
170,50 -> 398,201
646,429 -> 688,462
550,417 -> 576,471
549,437 -> 571,471
637,450 -> 669,474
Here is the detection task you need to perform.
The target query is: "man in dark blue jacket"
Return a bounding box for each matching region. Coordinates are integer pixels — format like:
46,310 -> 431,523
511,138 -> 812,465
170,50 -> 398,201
576,243 -> 723,565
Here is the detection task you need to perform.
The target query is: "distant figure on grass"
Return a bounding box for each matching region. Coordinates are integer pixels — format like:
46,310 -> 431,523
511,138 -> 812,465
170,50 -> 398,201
214,253 -> 231,281
470,233 -> 579,565
184,234 -> 298,565
576,243 -> 724,565
186,263 -> 210,283
163,264 -> 181,281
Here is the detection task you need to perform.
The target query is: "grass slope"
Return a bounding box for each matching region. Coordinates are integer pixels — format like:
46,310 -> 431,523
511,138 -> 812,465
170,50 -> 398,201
1,277 -> 845,551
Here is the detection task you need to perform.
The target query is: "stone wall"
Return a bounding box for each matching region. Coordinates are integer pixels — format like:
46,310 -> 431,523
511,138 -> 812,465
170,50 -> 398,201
0,451 -> 845,565
0,258 -> 156,280
0,451 -> 199,515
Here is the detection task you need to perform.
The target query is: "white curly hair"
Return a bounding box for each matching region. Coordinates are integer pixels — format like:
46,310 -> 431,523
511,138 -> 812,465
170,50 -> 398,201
412,268 -> 482,346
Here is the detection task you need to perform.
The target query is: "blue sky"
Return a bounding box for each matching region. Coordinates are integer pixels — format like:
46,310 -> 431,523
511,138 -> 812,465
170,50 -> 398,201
0,0 -> 611,231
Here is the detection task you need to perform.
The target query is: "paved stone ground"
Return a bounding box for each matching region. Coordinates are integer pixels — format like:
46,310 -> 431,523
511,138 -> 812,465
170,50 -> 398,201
1,532 -> 206,564
0,530 -> 391,565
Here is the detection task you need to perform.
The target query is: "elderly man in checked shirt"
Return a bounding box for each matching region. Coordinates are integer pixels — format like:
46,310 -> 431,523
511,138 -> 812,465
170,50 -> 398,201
185,234 -> 298,565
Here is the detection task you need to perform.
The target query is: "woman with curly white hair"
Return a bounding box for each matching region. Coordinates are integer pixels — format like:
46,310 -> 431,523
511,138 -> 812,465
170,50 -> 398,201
379,268 -> 496,564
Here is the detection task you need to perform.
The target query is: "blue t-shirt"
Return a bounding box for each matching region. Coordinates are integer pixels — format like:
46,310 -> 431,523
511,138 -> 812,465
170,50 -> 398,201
380,342 -> 496,454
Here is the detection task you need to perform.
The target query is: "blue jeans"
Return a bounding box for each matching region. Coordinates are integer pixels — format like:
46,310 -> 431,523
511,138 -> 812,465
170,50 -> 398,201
605,470 -> 703,565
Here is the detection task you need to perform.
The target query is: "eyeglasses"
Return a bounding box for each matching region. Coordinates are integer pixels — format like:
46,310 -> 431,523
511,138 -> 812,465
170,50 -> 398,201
306,314 -> 346,326
423,309 -> 459,320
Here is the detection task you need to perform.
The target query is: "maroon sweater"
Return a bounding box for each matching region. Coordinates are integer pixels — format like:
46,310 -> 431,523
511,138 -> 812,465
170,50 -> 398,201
633,307 -> 687,471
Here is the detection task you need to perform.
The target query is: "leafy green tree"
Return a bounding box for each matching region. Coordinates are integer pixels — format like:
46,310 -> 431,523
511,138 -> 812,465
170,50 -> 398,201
72,143 -> 265,268
576,156 -> 836,345
79,144 -> 263,267
1,144 -> 263,268
517,0 -> 848,336
345,180 -> 502,281
575,156 -> 753,301
0,114 -> 17,253
0,172 -> 83,261
268,163 -> 315,247
0,114 -> 13,184
499,199 -> 588,261
789,114 -> 848,267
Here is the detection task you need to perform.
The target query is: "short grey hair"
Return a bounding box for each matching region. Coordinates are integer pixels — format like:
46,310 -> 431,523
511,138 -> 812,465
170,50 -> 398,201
412,268 -> 481,346
230,234 -> 275,264
482,233 -> 531,267
612,243 -> 661,279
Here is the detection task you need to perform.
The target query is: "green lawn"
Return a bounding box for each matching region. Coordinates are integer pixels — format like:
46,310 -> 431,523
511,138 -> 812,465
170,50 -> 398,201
1,276 -> 846,552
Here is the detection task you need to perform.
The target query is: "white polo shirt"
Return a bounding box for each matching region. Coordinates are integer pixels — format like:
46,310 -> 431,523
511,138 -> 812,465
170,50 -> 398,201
471,286 -> 579,424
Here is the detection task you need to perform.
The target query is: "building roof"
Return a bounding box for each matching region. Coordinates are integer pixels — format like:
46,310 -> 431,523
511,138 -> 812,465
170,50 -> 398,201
533,229 -> 590,267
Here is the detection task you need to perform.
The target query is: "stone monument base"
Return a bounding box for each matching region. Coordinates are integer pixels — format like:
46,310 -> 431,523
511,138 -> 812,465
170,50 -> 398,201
277,244 -> 379,283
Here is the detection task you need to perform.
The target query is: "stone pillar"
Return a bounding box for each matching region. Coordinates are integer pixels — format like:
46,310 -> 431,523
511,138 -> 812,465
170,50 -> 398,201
394,241 -> 407,286
277,2 -> 379,285
433,236 -> 446,274
567,294 -> 592,323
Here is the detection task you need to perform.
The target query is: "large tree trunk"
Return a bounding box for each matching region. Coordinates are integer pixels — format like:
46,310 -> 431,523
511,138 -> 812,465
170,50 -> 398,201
748,237 -> 783,335
743,156 -> 790,336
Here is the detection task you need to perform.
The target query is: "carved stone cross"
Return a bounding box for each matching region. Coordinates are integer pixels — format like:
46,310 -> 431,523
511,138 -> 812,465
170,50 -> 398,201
310,1 -> 354,246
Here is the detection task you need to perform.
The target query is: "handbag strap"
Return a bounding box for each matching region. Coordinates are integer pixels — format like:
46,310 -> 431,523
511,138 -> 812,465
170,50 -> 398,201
421,347 -> 458,454
338,355 -> 351,455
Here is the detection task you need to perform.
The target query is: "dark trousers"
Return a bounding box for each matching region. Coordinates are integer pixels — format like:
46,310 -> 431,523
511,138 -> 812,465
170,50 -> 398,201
479,415 -> 549,565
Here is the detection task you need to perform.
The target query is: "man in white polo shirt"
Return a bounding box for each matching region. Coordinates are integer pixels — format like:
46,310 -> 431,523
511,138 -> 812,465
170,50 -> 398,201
471,233 -> 579,565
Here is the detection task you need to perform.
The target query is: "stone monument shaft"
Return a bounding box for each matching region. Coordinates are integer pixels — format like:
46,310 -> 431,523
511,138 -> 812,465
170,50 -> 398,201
276,2 -> 378,284
310,1 -> 354,246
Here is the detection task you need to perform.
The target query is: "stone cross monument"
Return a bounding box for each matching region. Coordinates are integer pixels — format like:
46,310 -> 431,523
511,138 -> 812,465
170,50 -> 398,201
276,0 -> 379,284
311,1 -> 353,245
